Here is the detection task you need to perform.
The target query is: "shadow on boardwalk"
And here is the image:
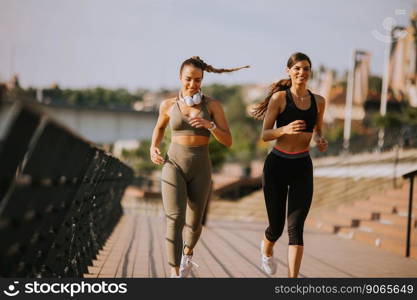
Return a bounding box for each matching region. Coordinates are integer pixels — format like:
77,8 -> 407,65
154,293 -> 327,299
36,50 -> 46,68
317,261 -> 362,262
84,203 -> 417,278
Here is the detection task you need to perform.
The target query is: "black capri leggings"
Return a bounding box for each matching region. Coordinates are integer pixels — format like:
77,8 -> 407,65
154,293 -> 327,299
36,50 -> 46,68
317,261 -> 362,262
262,147 -> 313,245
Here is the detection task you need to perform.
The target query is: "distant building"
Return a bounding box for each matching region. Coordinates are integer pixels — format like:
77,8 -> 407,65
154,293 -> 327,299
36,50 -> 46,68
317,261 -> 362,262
241,84 -> 268,104
134,90 -> 176,111
6,74 -> 20,90
388,10 -> 417,107
325,85 -> 365,123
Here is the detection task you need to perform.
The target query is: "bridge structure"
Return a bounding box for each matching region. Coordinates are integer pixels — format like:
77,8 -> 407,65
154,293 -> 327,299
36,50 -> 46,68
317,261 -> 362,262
1,91 -> 417,278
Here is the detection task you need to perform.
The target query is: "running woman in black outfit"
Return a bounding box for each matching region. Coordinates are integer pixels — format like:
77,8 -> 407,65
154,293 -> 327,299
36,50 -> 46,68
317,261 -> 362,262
251,52 -> 328,277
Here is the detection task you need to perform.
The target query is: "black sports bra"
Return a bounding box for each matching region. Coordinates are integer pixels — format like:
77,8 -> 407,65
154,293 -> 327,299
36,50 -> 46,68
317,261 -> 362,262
275,89 -> 317,133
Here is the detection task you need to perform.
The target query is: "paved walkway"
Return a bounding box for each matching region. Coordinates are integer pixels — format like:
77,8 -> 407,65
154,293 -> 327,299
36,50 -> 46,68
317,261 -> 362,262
84,206 -> 417,278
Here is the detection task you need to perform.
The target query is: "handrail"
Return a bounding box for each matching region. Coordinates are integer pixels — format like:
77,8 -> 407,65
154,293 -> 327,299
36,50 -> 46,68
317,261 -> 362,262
0,98 -> 133,277
403,170 -> 417,179
402,169 -> 416,258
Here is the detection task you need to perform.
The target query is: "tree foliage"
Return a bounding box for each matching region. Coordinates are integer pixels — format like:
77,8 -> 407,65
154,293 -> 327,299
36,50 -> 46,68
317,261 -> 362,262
21,85 -> 147,108
204,84 -> 263,167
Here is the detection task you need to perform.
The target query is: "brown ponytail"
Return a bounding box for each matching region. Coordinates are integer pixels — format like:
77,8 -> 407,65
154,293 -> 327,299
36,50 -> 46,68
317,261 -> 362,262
180,56 -> 250,75
251,79 -> 291,120
251,52 -> 312,120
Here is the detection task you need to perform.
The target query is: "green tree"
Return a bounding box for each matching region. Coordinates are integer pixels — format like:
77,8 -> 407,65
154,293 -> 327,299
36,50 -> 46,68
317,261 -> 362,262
121,138 -> 168,175
369,75 -> 382,93
209,138 -> 228,172
372,112 -> 403,129
22,85 -> 144,109
218,84 -> 262,172
371,106 -> 417,148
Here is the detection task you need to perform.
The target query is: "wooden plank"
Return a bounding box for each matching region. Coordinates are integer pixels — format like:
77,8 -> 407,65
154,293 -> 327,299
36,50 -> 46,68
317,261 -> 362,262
125,213 -> 143,278
86,205 -> 417,278
132,212 -> 151,277
153,212 -> 170,277
106,219 -> 131,277
148,212 -> 167,278
200,227 -> 247,277
98,215 -> 133,277
210,227 -> 269,278
83,215 -> 127,278
115,213 -> 140,278
190,242 -> 215,278
226,227 -> 289,278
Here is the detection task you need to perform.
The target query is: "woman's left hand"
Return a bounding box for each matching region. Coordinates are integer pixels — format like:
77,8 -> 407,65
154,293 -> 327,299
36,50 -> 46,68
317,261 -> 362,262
189,117 -> 211,129
316,137 -> 328,152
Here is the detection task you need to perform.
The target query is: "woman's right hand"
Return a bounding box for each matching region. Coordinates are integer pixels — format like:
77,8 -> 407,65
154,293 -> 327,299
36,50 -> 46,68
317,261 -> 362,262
150,146 -> 164,165
282,120 -> 306,134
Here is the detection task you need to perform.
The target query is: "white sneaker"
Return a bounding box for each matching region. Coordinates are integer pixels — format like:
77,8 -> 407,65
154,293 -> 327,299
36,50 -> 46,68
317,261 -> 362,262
260,240 -> 277,275
179,254 -> 199,278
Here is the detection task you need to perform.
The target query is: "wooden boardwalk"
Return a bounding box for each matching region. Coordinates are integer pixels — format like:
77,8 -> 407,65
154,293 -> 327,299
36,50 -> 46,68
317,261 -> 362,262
84,203 -> 417,278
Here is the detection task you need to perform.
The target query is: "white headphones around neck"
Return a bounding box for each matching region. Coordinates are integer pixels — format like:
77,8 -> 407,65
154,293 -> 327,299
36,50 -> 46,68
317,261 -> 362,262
180,91 -> 203,106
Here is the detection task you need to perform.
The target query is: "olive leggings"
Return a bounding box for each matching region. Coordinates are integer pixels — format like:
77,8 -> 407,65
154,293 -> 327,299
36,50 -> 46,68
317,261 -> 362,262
161,142 -> 212,267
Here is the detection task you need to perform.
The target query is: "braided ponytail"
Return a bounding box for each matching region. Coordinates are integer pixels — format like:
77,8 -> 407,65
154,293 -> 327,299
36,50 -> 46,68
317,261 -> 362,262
192,56 -> 250,73
180,56 -> 250,75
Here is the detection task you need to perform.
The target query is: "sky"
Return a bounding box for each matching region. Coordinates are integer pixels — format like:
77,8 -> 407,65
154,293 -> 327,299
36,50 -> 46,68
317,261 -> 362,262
0,0 -> 415,91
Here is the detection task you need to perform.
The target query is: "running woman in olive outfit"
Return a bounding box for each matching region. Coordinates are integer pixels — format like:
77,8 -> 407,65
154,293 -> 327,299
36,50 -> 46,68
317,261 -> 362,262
150,56 -> 249,277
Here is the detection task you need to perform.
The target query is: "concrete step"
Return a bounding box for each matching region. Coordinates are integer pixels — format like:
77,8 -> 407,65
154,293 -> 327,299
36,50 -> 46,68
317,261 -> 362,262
308,180 -> 417,260
381,190 -> 417,201
207,205 -> 267,220
385,187 -> 417,198
379,212 -> 417,227
358,220 -> 409,240
210,201 -> 263,210
337,227 -> 417,259
305,217 -> 342,234
368,194 -> 408,204
306,211 -> 362,234
395,206 -> 417,218
336,205 -> 380,220
338,224 -> 417,245
353,200 -> 397,214
368,194 -> 417,209
319,211 -> 361,228
314,181 -> 386,196
349,200 -> 417,219
400,182 -> 416,191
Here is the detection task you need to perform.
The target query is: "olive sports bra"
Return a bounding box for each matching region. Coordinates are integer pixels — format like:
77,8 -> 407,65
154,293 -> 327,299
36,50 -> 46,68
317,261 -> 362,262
170,96 -> 212,137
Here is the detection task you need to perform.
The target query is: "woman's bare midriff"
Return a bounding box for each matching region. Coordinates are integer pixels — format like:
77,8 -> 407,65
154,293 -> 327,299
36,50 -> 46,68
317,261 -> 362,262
172,135 -> 210,146
275,132 -> 313,152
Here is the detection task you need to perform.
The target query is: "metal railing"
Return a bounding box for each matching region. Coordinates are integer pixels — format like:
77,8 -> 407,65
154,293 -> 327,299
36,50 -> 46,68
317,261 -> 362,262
403,169 -> 416,258
0,96 -> 133,277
